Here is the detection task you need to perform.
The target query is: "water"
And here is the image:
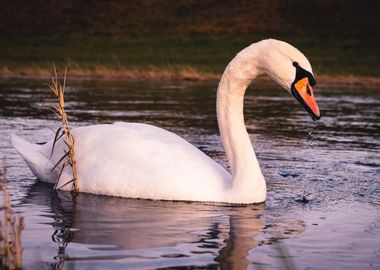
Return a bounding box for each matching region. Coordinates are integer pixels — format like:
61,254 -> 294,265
0,78 -> 379,269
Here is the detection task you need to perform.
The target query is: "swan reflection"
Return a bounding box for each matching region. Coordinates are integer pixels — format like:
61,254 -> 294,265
22,182 -> 277,269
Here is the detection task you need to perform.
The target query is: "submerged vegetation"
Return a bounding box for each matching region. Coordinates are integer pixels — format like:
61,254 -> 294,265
0,159 -> 24,269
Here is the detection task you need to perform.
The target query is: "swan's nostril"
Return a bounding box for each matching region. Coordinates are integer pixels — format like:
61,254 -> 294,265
306,85 -> 312,96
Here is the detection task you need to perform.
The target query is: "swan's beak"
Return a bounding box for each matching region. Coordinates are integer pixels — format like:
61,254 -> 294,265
291,77 -> 321,120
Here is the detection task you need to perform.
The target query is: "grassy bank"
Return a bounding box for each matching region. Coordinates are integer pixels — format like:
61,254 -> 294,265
1,38 -> 379,85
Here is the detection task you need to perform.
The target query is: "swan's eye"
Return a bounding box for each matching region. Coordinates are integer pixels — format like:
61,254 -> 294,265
293,61 -> 299,67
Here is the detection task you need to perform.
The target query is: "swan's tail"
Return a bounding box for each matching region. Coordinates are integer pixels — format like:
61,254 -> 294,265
11,133 -> 50,182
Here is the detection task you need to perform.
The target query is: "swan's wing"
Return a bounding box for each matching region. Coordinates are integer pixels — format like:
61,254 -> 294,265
66,123 -> 230,201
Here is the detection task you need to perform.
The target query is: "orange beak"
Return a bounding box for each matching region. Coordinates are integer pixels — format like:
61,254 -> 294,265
291,77 -> 321,120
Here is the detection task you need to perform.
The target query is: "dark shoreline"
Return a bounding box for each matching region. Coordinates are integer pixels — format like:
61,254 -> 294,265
1,67 -> 380,87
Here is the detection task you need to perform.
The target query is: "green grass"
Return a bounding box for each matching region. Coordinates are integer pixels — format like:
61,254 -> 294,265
1,37 -> 379,79
0,38 -> 244,73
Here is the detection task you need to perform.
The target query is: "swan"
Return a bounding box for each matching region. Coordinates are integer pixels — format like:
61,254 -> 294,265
11,39 -> 321,204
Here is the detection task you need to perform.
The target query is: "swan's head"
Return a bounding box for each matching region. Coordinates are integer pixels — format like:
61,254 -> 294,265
238,39 -> 321,120
289,61 -> 320,120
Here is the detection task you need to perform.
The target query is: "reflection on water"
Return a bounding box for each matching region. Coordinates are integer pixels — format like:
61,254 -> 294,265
0,79 -> 379,269
23,182 -> 268,269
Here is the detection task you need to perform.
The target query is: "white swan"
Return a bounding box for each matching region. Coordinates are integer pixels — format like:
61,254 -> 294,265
11,39 -> 321,204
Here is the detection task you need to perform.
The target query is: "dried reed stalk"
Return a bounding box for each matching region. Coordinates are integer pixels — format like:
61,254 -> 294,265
0,158 -> 24,269
48,67 -> 79,193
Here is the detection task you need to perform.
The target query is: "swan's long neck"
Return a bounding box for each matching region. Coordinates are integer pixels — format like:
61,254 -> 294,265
217,48 -> 266,203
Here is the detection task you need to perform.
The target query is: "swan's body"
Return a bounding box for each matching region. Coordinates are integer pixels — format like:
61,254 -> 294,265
12,39 -> 321,204
12,123 -> 233,202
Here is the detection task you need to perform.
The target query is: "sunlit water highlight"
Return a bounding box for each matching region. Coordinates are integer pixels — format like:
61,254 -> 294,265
0,79 -> 379,269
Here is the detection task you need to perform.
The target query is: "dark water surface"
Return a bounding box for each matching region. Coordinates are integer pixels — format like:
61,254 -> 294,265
0,79 -> 379,269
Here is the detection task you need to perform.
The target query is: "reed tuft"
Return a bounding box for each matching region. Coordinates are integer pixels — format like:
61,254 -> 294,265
48,67 -> 79,193
0,158 -> 24,269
